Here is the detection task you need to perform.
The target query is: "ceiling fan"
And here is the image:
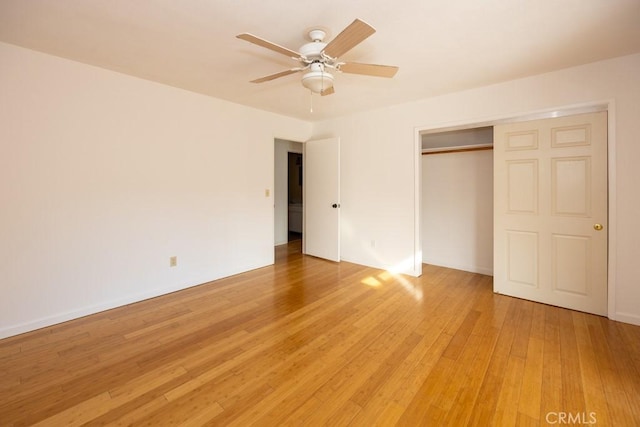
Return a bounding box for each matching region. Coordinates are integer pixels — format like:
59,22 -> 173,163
236,19 -> 399,96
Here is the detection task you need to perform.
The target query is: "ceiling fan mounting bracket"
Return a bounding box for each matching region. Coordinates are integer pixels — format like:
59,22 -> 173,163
308,29 -> 326,42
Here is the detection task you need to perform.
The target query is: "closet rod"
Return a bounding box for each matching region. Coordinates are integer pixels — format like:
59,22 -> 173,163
421,146 -> 493,156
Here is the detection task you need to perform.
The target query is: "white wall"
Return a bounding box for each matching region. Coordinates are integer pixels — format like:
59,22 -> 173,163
422,150 -> 493,274
274,139 -> 303,246
0,42 -> 311,338
313,53 -> 640,325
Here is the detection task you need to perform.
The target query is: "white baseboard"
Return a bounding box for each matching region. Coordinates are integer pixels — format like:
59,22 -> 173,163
610,311 -> 640,326
423,259 -> 493,276
0,262 -> 272,340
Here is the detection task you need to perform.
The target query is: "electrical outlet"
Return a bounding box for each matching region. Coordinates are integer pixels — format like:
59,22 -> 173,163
169,256 -> 177,267
371,240 -> 376,248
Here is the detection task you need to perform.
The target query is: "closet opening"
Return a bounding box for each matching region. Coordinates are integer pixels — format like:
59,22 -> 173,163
420,126 -> 494,276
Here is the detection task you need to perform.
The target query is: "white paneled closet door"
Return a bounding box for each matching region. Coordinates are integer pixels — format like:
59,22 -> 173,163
494,112 -> 608,315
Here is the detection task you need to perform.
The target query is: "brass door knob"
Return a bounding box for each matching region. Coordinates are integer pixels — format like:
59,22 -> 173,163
594,223 -> 604,231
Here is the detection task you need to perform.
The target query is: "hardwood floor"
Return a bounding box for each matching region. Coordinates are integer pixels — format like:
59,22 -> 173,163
1,241 -> 639,426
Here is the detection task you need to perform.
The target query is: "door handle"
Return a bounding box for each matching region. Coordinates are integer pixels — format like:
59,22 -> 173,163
593,223 -> 603,231
332,203 -> 340,208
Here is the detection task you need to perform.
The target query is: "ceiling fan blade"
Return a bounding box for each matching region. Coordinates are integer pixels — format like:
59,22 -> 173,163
237,33 -> 301,58
339,62 -> 399,78
321,86 -> 335,96
323,19 -> 376,58
250,69 -> 300,83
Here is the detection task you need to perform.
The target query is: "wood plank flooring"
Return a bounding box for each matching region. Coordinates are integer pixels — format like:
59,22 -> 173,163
1,241 -> 639,426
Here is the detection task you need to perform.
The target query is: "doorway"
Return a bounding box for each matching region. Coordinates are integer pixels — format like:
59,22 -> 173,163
287,152 -> 303,242
274,139 -> 303,250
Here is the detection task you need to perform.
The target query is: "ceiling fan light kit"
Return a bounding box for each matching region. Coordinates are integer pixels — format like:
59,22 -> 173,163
301,63 -> 334,93
237,19 -> 398,97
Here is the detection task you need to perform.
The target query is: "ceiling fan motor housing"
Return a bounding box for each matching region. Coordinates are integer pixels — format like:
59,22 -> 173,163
299,41 -> 327,61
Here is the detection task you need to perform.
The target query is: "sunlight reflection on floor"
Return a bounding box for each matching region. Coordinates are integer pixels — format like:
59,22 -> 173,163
360,266 -> 423,301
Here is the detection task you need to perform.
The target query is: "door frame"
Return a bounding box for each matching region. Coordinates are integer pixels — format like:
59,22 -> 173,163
414,100 -> 617,320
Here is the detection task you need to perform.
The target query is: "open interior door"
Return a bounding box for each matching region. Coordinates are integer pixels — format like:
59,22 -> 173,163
304,137 -> 340,262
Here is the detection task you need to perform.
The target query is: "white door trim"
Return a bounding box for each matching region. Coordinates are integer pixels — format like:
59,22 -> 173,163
414,99 -> 617,320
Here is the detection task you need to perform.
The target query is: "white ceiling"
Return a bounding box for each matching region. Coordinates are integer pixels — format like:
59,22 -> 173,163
1,1 -> 639,122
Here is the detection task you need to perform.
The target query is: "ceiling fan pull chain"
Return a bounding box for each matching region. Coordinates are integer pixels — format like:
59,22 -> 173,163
310,89 -> 313,113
